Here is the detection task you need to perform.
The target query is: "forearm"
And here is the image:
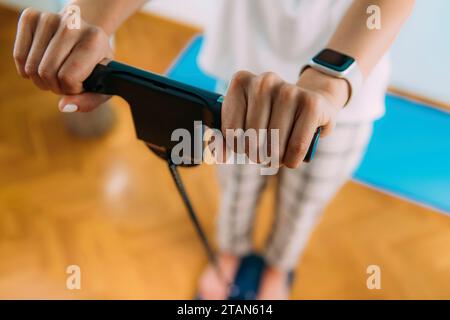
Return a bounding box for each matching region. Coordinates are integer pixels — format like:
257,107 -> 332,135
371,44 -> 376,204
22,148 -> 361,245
328,0 -> 415,78
67,0 -> 149,36
298,0 -> 414,109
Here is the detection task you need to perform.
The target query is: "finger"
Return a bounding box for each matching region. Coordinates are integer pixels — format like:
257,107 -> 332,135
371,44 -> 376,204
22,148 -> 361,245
24,13 -> 60,90
39,22 -> 81,94
221,71 -> 253,153
283,97 -> 321,168
13,8 -> 40,78
267,84 -> 299,165
58,93 -> 111,113
57,27 -> 111,95
318,117 -> 335,137
245,72 -> 282,162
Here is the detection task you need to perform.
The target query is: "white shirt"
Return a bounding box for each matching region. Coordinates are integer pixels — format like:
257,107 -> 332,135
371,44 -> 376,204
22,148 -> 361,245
198,0 -> 391,123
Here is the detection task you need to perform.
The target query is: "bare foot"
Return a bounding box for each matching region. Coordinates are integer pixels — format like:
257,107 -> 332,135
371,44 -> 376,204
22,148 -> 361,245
198,253 -> 240,300
257,266 -> 290,300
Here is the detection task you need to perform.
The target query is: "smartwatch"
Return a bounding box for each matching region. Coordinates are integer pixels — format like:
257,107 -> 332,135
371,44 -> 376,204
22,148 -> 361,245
301,48 -> 363,107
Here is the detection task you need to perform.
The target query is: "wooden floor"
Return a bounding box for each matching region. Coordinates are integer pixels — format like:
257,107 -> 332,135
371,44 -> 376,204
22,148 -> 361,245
0,7 -> 449,299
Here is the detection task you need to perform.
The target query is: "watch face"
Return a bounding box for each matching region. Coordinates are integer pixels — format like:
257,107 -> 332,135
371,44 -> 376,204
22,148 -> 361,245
313,49 -> 355,72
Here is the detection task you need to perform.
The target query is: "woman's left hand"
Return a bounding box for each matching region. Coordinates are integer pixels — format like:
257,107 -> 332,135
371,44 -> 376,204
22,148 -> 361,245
221,67 -> 350,168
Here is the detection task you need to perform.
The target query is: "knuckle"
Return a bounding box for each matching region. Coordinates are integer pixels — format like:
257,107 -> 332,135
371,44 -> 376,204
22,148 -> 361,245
278,84 -> 299,103
289,141 -> 309,157
37,64 -> 52,81
24,62 -> 38,77
300,92 -> 320,108
221,118 -> 235,132
76,28 -> 106,52
57,69 -> 77,91
85,26 -> 105,42
20,8 -> 39,23
13,50 -> 26,65
261,71 -> 279,83
258,72 -> 279,92
68,59 -> 83,71
231,70 -> 251,87
299,93 -> 321,115
39,12 -> 52,22
40,12 -> 60,28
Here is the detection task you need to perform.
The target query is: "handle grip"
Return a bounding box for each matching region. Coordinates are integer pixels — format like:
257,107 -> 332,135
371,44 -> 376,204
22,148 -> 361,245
83,64 -> 110,93
83,61 -> 222,128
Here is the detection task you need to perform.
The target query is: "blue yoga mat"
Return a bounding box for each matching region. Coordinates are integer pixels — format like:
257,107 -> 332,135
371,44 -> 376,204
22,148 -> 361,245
355,95 -> 450,213
167,36 -> 450,214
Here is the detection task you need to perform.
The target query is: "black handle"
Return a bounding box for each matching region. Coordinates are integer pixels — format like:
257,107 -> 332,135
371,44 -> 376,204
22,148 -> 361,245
83,64 -> 110,93
83,61 -> 320,163
83,61 -> 223,128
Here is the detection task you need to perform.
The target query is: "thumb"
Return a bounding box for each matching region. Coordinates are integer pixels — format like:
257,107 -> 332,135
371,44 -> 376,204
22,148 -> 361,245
58,93 -> 111,113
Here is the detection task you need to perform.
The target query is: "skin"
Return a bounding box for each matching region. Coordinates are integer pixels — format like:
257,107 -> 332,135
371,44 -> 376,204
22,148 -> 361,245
13,0 -> 415,299
13,0 -> 147,111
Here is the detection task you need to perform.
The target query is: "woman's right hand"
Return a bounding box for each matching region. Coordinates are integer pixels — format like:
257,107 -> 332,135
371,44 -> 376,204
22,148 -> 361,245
13,7 -> 114,112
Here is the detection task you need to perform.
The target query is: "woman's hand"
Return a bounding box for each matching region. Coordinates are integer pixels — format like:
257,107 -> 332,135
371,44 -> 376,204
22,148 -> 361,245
222,68 -> 350,169
13,7 -> 113,112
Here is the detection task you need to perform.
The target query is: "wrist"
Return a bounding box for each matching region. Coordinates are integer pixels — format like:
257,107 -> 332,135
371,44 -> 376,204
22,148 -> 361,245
297,67 -> 350,109
65,0 -> 116,36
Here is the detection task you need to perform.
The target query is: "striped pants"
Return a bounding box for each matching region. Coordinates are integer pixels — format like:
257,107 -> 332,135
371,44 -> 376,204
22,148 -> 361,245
215,122 -> 373,271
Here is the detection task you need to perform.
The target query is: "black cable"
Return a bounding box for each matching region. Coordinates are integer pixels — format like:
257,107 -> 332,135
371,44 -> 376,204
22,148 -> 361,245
166,157 -> 231,288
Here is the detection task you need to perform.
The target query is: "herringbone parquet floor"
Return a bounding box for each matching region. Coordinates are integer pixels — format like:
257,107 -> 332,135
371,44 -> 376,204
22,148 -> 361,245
0,6 -> 449,299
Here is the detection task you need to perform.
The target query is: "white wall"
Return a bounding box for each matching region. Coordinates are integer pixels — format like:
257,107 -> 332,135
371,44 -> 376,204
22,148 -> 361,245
389,0 -> 450,103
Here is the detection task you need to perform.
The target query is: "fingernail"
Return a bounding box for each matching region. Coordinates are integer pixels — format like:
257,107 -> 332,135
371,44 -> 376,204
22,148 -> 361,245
61,104 -> 78,113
